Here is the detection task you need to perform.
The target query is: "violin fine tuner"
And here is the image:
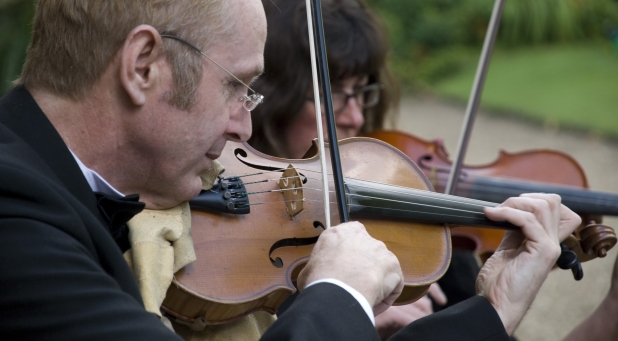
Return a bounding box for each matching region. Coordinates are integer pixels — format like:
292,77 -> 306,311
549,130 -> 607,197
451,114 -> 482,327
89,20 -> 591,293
189,175 -> 250,214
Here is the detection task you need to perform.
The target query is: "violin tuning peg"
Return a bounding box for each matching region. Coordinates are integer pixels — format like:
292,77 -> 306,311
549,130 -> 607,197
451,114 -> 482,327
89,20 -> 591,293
558,242 -> 584,281
557,248 -> 578,270
571,262 -> 584,281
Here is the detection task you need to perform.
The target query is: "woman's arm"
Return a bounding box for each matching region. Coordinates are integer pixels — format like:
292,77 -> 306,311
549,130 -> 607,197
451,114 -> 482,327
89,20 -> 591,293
561,253 -> 618,341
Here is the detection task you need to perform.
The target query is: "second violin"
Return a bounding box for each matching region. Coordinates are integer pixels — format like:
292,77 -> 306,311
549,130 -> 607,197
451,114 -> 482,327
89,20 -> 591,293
367,129 -> 618,262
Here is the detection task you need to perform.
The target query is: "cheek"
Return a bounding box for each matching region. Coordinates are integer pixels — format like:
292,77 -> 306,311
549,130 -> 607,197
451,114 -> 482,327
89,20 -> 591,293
284,104 -> 320,158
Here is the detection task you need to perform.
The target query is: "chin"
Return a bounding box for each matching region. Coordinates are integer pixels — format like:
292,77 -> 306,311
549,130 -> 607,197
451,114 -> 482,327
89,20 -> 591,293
185,178 -> 205,200
166,176 -> 204,207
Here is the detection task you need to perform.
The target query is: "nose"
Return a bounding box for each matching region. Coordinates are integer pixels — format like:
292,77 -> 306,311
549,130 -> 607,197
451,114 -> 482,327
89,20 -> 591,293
336,97 -> 365,132
225,105 -> 252,142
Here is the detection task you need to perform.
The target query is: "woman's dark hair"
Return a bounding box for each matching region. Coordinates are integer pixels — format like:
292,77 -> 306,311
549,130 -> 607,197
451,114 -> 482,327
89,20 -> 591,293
249,0 -> 400,158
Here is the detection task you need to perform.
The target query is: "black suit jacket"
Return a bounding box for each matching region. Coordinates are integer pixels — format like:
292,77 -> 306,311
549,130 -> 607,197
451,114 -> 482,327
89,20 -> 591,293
0,87 -> 508,340
0,87 -> 181,340
264,283 -> 508,341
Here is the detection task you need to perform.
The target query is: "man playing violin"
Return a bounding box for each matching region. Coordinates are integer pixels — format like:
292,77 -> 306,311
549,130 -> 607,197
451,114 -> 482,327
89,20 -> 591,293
0,0 -> 581,340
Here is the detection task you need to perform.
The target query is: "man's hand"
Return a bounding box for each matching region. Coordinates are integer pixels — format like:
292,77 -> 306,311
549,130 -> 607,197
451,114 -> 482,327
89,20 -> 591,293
375,283 -> 446,339
297,221 -> 404,315
477,193 -> 581,334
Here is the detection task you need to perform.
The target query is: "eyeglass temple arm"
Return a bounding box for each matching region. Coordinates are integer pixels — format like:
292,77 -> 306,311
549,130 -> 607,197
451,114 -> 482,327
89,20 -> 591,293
160,34 -> 258,94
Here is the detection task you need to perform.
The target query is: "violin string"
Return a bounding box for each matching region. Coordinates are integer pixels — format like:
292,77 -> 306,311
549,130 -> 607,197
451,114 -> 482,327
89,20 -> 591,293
243,184 -> 488,216
345,203 -> 488,221
349,182 -> 494,208
246,187 -> 328,196
231,168 -> 498,218
229,146 -> 618,208
232,166 -> 618,215
239,201 -> 489,228
240,172 -> 492,208
242,191 -> 487,218
241,198 -> 306,207
239,198 -> 338,207
235,167 -> 336,180
235,168 -> 289,178
243,174 -> 326,186
224,159 -> 618,225
242,179 -> 616,217
241,170 -> 615,207
243,175 -> 301,186
345,193 -> 486,215
430,179 -> 618,206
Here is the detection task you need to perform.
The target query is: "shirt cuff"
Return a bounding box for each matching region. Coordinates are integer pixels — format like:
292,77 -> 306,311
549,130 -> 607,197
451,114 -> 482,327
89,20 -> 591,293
305,278 -> 375,326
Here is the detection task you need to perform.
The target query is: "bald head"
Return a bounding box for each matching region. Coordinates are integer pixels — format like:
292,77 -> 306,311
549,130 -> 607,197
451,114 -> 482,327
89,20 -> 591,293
224,0 -> 267,46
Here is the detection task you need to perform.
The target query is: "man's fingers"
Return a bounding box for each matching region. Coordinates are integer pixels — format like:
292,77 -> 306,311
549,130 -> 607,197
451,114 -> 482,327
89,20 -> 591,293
382,269 -> 405,304
521,193 -> 580,239
501,196 -> 556,236
484,204 -> 550,246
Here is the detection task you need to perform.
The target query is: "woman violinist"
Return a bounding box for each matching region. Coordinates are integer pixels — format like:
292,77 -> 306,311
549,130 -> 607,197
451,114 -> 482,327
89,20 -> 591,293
250,0 -> 495,338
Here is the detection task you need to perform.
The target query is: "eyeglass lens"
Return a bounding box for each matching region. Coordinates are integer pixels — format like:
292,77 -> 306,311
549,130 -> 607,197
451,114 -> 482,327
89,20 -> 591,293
329,84 -> 382,113
241,94 -> 264,111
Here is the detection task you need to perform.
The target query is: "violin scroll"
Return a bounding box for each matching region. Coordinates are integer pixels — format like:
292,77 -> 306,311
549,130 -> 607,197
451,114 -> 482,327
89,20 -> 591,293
578,218 -> 617,259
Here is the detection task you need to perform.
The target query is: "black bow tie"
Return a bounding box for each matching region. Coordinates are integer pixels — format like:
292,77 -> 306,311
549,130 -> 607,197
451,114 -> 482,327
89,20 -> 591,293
94,192 -> 145,253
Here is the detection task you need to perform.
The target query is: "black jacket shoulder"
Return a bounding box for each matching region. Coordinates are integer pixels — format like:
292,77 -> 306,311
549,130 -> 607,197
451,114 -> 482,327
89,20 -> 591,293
0,89 -> 180,341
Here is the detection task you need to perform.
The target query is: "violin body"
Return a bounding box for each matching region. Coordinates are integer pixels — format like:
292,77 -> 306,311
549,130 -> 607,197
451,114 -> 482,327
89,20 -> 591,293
162,138 -> 452,326
161,134 -> 616,327
366,129 -> 616,261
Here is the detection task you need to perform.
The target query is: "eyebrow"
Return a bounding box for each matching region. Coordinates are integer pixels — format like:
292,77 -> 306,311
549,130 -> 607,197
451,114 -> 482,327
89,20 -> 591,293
236,66 -> 264,80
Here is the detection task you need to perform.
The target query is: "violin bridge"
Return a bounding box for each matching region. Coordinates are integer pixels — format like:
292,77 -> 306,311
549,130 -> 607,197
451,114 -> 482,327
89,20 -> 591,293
278,164 -> 304,219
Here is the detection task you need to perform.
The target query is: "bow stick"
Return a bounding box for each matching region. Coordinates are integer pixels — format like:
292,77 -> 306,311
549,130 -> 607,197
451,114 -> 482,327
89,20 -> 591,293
441,0 -> 585,280
444,0 -> 506,195
305,0 -> 350,228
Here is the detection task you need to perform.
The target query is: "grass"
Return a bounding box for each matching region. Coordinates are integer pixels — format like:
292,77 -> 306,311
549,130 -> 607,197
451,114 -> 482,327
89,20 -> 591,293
432,42 -> 618,138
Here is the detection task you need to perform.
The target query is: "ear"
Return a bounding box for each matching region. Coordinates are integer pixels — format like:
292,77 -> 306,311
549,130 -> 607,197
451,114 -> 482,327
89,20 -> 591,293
119,25 -> 166,106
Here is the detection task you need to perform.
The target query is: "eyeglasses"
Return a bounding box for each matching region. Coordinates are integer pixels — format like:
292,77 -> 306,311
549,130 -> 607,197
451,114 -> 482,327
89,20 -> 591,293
160,34 -> 264,111
306,83 -> 383,114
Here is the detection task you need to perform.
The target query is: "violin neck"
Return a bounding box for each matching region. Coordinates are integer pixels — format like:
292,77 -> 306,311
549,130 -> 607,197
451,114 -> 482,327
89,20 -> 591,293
457,176 -> 618,216
345,178 -> 517,230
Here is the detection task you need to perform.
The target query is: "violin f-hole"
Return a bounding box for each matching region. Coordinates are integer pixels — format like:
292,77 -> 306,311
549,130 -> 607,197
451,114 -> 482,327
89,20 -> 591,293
268,236 -> 320,268
313,221 -> 325,230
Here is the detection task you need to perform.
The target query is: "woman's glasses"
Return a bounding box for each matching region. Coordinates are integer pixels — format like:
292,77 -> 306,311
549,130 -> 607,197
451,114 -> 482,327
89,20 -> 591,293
307,83 -> 383,114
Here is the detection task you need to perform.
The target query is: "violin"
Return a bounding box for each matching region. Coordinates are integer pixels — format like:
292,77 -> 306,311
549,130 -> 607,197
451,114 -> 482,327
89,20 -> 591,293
366,129 -> 618,262
159,0 -> 616,329
160,138 -> 615,328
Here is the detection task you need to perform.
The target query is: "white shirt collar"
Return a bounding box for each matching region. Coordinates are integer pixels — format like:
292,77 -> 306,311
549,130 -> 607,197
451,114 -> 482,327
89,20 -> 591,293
70,150 -> 125,197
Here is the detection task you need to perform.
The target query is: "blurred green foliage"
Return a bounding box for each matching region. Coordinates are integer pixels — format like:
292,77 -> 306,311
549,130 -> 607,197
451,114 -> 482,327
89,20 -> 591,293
1,0 -> 617,95
365,0 -> 618,88
434,42 -> 618,138
0,0 -> 36,95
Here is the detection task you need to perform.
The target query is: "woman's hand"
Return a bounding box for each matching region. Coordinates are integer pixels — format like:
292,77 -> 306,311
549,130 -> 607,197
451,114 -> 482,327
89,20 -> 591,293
375,283 -> 447,339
